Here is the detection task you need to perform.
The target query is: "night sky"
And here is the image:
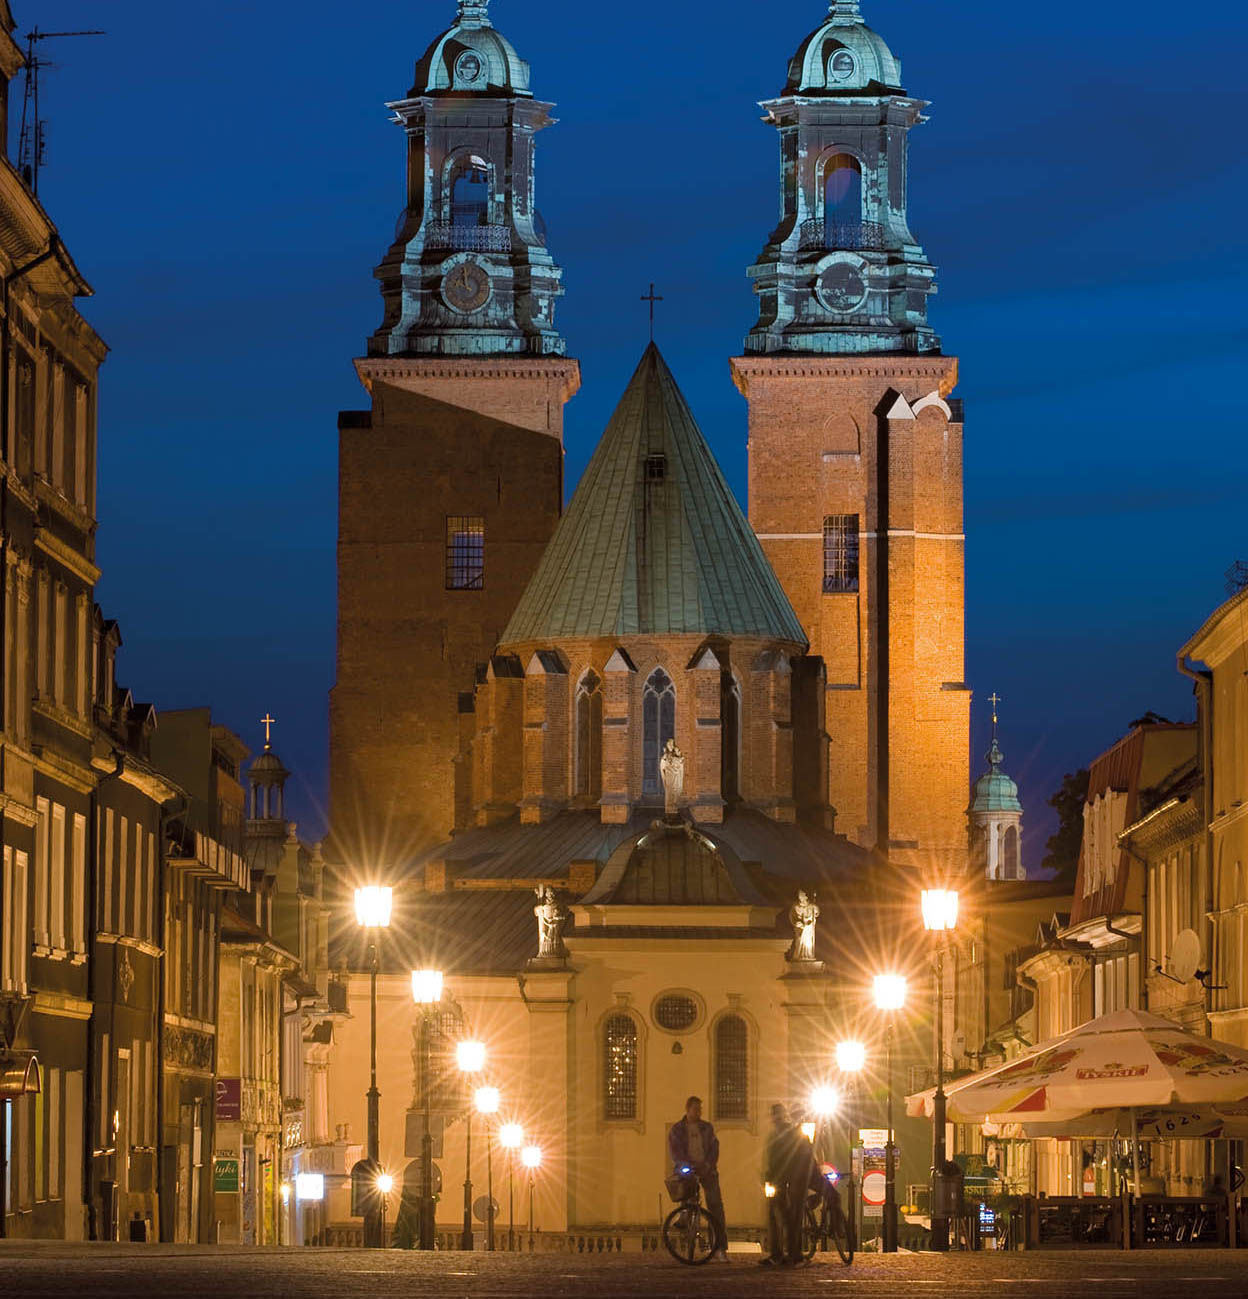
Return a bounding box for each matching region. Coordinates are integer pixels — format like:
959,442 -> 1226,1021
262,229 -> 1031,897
24,0 -> 1248,862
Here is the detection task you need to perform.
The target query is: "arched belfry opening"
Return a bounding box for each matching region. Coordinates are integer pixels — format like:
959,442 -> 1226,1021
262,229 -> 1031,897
450,154 -> 491,227
823,153 -> 863,247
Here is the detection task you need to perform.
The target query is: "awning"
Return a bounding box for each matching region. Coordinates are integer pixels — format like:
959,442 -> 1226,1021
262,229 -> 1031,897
0,1050 -> 40,1097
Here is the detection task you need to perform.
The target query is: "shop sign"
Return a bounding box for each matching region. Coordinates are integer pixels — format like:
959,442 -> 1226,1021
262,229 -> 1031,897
213,1157 -> 240,1193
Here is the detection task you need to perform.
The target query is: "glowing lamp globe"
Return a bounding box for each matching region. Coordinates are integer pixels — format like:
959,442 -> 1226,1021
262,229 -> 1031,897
354,885 -> 393,929
475,1085 -> 500,1115
521,1145 -> 542,1170
499,1122 -> 524,1150
873,973 -> 907,1011
457,1039 -> 486,1073
411,968 -> 443,1005
836,1040 -> 867,1073
921,888 -> 959,932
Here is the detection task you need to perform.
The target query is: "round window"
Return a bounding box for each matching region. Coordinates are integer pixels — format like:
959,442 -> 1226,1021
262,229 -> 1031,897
828,49 -> 856,83
653,992 -> 700,1033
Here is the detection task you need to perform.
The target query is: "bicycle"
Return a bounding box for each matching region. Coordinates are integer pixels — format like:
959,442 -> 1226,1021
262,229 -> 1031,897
662,1167 -> 717,1265
801,1165 -> 854,1265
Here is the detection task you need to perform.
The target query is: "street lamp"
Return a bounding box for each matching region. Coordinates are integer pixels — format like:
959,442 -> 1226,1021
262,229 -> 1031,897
921,887 -> 959,1253
475,1085 -> 500,1250
873,973 -> 907,1253
456,1040 -> 486,1250
354,885 -> 392,1248
411,967 -> 443,1250
499,1121 -> 524,1251
521,1144 -> 542,1241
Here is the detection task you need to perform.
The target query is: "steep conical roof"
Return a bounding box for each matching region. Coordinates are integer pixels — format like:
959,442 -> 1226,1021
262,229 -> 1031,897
502,345 -> 806,646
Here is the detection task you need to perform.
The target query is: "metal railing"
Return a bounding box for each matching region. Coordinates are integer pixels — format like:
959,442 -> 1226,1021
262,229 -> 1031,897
799,218 -> 886,252
425,222 -> 512,253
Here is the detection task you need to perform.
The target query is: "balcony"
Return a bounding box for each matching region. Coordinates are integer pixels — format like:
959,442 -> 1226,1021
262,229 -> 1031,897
425,222 -> 512,253
798,219 -> 886,252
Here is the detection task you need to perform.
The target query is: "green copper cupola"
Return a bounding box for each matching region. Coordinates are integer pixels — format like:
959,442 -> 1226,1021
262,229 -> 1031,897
368,0 -> 567,357
744,0 -> 939,355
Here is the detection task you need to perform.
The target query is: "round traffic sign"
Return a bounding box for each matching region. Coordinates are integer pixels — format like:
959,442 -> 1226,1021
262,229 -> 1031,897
862,1170 -> 886,1206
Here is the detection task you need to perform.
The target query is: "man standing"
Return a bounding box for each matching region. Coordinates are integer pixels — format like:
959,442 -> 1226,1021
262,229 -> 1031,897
762,1103 -> 815,1265
669,1095 -> 728,1262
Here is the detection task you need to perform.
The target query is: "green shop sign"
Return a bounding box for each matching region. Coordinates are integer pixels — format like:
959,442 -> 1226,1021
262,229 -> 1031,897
213,1157 -> 240,1193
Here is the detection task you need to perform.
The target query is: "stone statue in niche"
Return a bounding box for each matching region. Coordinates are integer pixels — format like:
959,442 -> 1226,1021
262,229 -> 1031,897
534,886 -> 568,958
659,739 -> 685,816
790,889 -> 819,962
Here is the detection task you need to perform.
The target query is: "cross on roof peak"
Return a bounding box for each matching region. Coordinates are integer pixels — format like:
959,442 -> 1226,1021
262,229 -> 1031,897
641,282 -> 663,343
260,712 -> 276,749
987,692 -> 1001,736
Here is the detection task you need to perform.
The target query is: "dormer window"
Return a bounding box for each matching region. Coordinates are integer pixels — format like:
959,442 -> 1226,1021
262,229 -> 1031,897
644,455 -> 666,482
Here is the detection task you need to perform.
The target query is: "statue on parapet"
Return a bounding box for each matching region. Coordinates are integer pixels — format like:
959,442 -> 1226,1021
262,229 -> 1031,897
659,738 -> 685,817
789,889 -> 819,963
534,885 -> 568,959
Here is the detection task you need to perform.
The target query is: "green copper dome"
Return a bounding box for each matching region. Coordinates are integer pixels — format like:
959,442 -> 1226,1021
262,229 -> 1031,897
785,0 -> 903,95
411,0 -> 532,97
502,344 -> 808,647
970,738 -> 1022,814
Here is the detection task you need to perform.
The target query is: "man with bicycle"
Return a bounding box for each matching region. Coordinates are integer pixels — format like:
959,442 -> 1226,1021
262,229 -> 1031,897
668,1095 -> 729,1262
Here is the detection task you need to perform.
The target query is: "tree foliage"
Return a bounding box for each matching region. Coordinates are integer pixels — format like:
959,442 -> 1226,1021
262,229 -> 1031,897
1041,768 -> 1089,885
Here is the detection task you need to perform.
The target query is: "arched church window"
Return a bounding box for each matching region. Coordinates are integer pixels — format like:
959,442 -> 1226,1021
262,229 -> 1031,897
721,673 -> 741,804
823,154 -> 863,248
1003,826 -> 1020,878
451,156 -> 490,227
603,1013 -> 638,1120
574,670 -> 603,799
642,668 -> 676,799
713,1014 -> 749,1121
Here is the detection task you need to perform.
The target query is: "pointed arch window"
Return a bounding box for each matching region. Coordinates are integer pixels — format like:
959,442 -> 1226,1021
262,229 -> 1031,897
713,1014 -> 749,1121
721,672 -> 741,804
642,668 -> 676,799
603,1013 -> 638,1120
574,670 -> 603,799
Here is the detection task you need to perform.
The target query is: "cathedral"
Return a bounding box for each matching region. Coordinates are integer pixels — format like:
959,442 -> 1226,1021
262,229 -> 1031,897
321,0 -> 981,1240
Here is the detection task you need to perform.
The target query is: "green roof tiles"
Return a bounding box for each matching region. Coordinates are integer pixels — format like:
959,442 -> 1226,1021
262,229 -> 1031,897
502,344 -> 807,647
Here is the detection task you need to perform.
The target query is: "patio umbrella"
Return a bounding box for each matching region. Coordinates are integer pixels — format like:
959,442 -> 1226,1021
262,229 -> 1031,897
1002,1102 -> 1248,1142
905,1009 -> 1248,1129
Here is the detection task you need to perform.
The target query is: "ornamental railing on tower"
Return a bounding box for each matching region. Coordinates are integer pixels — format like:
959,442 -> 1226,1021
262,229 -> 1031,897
798,218 -> 886,252
426,222 -> 513,253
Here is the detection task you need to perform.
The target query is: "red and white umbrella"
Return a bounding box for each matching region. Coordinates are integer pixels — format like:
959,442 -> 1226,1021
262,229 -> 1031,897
906,1009 -> 1248,1127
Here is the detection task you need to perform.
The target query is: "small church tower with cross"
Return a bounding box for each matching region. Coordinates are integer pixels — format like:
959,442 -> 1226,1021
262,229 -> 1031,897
330,0 -> 581,864
969,694 -> 1025,881
731,0 -> 969,871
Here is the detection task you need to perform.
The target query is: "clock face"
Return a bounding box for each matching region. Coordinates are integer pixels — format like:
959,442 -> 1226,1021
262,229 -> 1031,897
818,262 -> 867,313
442,261 -> 491,313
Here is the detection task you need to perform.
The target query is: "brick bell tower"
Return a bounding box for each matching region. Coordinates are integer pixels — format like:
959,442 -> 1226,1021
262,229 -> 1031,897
730,0 -> 969,872
330,0 -> 580,866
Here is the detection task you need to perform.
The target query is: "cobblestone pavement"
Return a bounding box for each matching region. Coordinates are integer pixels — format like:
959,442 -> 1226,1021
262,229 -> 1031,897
3,1243 -> 1248,1298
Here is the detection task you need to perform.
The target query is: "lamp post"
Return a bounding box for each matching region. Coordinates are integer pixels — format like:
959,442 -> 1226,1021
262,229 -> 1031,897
411,967 -> 444,1250
377,1171 -> 393,1247
835,1039 -> 866,1253
456,1040 -> 486,1250
921,887 -> 959,1254
873,973 -> 907,1254
499,1122 -> 523,1251
475,1085 -> 500,1250
521,1145 -> 541,1243
354,885 -> 392,1249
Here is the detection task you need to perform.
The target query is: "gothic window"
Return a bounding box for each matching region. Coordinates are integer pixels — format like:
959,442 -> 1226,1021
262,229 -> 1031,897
642,668 -> 676,798
451,157 -> 490,227
445,516 -> 484,590
822,515 -> 859,593
721,673 -> 741,803
1003,826 -> 1020,878
603,1013 -> 638,1120
823,154 -> 863,247
574,670 -> 603,799
713,1014 -> 749,1121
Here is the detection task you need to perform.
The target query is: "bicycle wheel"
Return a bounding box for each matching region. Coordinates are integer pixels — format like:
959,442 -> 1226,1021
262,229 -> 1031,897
801,1202 -> 819,1261
828,1206 -> 853,1265
662,1203 -> 716,1265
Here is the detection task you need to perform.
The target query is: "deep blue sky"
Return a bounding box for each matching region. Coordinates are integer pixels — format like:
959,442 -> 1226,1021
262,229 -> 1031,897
24,0 -> 1248,861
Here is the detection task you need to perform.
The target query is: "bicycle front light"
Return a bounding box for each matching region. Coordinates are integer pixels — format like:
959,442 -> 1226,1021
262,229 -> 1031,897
764,1182 -> 777,1199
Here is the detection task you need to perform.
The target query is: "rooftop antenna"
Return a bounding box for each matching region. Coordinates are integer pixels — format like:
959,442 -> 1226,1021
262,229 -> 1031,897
17,27 -> 106,196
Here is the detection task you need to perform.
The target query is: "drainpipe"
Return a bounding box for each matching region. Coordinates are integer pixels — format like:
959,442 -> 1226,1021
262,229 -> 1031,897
1177,656 -> 1215,1026
86,747 -> 125,1240
155,793 -> 187,1241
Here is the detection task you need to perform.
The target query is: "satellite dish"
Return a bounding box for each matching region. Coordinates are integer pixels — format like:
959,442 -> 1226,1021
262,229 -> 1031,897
1169,929 -> 1202,984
